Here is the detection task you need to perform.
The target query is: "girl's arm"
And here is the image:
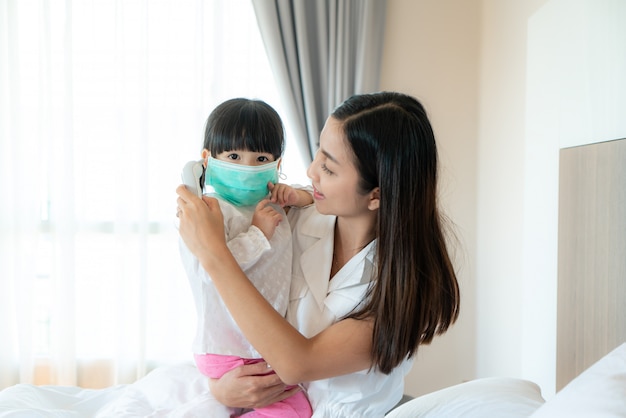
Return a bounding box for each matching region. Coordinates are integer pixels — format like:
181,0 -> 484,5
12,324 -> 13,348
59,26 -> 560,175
177,185 -> 373,385
226,199 -> 282,271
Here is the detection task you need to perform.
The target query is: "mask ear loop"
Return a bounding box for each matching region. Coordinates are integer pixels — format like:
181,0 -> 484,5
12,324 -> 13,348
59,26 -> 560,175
278,166 -> 287,181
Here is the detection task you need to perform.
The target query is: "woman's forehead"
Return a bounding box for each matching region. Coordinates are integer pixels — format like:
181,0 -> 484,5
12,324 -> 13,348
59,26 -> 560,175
319,117 -> 347,158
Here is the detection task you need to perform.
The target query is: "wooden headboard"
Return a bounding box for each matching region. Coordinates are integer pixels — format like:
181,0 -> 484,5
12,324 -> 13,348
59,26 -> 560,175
556,137 -> 626,390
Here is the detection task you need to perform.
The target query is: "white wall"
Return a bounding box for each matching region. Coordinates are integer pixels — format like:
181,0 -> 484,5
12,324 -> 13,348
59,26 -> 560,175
479,0 -> 626,398
475,0 -> 548,388
381,0 -> 626,399
381,0 -> 481,397
522,0 -> 626,397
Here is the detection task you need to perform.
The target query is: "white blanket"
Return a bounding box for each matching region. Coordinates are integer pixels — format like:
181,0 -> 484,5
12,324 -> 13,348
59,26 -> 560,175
0,363 -> 213,417
4,344 -> 624,417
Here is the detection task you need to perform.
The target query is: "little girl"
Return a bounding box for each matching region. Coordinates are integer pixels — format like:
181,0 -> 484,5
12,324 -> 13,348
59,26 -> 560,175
179,98 -> 313,417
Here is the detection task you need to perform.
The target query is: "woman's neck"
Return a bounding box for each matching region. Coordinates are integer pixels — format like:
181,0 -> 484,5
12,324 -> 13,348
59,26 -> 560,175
331,216 -> 376,278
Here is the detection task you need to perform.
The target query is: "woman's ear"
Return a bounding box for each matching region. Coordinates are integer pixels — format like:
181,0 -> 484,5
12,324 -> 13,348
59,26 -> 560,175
368,187 -> 380,211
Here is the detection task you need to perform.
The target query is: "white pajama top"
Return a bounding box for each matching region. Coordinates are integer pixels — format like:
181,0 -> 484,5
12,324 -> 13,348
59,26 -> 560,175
286,205 -> 414,418
179,198 -> 292,359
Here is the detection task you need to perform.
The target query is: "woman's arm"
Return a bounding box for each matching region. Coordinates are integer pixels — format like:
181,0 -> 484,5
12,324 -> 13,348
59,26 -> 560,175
208,361 -> 300,409
177,185 -> 373,385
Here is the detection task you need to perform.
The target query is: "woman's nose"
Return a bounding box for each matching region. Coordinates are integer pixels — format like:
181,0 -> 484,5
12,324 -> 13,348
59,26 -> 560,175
306,158 -> 318,181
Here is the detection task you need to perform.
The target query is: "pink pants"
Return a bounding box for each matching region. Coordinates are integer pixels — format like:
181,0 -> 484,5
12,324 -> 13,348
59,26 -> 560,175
194,354 -> 312,418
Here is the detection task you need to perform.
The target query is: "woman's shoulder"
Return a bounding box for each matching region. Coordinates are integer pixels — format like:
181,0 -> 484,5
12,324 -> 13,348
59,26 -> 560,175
287,204 -> 334,233
286,203 -> 315,224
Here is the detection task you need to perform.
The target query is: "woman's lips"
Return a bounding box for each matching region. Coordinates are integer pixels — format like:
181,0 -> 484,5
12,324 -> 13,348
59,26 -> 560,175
312,186 -> 324,200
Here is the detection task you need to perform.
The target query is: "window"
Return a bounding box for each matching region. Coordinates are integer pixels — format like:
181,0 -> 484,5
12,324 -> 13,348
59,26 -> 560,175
0,0 -> 307,388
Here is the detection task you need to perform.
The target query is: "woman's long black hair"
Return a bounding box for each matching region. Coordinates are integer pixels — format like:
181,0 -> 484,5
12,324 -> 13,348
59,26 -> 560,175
333,92 -> 460,374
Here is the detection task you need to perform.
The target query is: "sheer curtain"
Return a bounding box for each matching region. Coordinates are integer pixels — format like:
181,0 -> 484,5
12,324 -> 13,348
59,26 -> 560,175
0,0 -> 305,390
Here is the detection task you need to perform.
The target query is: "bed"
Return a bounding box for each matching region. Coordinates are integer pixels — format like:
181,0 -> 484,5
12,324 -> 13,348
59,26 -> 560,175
1,139 -> 625,417
0,344 -> 624,417
387,343 -> 626,417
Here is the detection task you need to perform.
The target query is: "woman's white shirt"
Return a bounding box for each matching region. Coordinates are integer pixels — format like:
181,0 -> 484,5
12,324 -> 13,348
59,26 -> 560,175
287,205 -> 413,418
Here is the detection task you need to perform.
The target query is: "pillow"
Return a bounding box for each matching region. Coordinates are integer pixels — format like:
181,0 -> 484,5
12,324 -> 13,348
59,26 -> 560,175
385,377 -> 545,418
529,343 -> 626,418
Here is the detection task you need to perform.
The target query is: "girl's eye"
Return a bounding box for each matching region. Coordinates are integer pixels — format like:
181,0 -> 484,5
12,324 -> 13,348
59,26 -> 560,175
227,154 -> 239,160
320,163 -> 334,175
257,156 -> 269,163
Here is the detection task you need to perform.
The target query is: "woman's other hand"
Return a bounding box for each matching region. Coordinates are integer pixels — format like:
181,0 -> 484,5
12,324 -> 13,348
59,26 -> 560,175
209,362 -> 301,409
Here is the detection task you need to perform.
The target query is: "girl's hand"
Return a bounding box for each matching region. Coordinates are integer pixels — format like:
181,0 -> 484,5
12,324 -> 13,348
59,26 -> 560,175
251,199 -> 283,240
268,183 -> 313,208
176,185 -> 226,259
208,362 -> 300,409
268,182 -> 297,207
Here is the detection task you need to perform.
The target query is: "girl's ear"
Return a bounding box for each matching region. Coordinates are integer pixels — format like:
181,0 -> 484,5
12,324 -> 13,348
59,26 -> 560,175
276,157 -> 282,171
368,187 -> 380,211
201,149 -> 210,165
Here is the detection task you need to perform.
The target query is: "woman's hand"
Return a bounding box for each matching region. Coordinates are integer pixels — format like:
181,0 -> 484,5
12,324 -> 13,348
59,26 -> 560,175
176,185 -> 226,260
209,362 -> 301,409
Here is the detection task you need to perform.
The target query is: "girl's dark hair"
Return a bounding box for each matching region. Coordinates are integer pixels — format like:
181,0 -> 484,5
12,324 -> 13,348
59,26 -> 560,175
332,92 -> 460,374
203,98 -> 285,159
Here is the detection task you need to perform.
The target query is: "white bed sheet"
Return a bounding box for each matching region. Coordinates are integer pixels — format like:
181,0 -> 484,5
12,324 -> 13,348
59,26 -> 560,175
0,363 -> 212,418
4,344 -> 624,417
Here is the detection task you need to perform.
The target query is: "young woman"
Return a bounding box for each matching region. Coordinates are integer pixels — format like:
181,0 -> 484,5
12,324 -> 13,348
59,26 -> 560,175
176,91 -> 461,417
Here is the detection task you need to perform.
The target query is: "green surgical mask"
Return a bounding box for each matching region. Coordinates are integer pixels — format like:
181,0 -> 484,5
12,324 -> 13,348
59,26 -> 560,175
205,156 -> 279,207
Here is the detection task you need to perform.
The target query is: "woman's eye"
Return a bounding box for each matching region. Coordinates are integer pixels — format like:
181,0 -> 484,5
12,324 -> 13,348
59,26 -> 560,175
320,163 -> 334,175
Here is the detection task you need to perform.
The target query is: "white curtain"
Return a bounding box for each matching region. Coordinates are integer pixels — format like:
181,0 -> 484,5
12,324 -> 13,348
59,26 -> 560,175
0,0 -> 304,390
